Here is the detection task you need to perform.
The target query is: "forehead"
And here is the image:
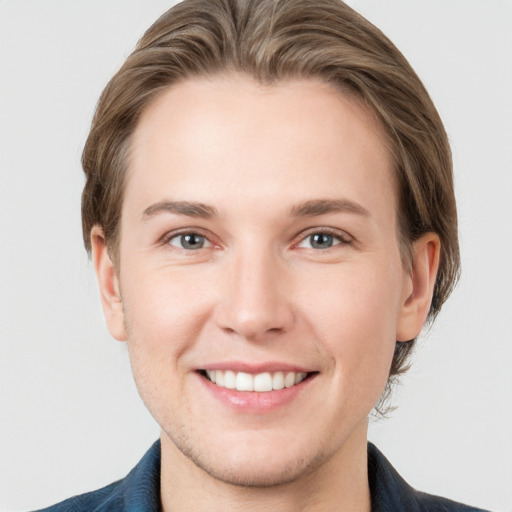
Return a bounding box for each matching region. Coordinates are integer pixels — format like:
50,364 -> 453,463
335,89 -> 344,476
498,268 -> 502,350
125,75 -> 395,221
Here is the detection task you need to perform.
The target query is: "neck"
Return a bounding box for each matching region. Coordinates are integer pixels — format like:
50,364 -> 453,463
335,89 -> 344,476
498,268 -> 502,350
160,421 -> 371,512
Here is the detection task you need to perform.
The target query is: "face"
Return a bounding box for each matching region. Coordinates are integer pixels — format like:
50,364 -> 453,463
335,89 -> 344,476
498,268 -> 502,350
94,75 -> 436,487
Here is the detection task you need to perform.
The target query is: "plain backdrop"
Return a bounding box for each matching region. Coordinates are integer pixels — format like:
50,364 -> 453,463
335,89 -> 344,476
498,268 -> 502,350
1,1 -> 511,511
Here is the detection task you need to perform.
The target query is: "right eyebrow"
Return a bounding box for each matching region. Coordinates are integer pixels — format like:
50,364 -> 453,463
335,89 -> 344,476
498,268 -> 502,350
289,198 -> 371,218
141,200 -> 218,220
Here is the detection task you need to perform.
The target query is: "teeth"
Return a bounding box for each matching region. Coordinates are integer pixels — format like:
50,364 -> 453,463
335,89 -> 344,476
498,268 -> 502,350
253,372 -> 273,392
295,372 -> 307,384
236,372 -> 253,391
224,370 -> 236,389
205,370 -> 308,392
284,372 -> 296,388
272,371 -> 285,390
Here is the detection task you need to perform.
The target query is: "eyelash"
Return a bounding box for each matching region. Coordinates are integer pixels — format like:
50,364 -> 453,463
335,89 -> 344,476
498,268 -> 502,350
294,228 -> 353,250
161,229 -> 214,251
160,227 -> 353,252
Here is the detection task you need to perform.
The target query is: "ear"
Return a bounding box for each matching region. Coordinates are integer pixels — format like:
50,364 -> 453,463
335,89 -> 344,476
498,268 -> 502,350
396,233 -> 441,342
90,225 -> 127,341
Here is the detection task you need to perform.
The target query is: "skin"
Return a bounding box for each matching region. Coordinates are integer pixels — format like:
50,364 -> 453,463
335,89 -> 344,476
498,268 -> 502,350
92,75 -> 440,511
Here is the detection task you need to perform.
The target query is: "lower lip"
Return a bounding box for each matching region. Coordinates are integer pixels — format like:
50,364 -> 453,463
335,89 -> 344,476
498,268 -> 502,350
198,373 -> 315,413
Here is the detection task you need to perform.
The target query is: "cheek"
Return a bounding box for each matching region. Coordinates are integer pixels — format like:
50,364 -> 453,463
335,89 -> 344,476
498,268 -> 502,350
302,262 -> 402,382
120,268 -> 211,419
120,266 -> 212,366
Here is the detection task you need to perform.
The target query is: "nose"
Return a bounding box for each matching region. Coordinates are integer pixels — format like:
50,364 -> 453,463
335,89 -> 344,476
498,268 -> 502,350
213,247 -> 295,342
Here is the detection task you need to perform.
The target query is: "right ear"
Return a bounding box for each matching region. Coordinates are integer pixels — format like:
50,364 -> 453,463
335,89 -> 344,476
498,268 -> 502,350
90,226 -> 127,341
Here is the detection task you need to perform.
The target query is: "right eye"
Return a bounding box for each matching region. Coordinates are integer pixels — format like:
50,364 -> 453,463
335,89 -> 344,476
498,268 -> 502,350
167,233 -> 211,250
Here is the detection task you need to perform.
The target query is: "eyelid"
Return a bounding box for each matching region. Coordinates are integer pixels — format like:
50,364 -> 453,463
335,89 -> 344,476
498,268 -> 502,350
157,226 -> 353,251
293,227 -> 353,248
159,227 -> 217,248
169,233 -> 212,249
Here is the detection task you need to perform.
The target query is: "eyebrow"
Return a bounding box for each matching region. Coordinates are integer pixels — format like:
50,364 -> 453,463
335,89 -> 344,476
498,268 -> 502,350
142,201 -> 218,220
141,198 -> 370,221
290,199 -> 371,218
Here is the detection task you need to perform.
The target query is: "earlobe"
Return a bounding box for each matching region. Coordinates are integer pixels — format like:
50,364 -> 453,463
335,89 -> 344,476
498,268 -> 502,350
90,226 -> 127,341
396,233 -> 441,342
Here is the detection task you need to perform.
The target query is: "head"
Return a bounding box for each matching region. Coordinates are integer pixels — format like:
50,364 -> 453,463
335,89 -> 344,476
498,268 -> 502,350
82,0 -> 459,408
83,0 -> 459,485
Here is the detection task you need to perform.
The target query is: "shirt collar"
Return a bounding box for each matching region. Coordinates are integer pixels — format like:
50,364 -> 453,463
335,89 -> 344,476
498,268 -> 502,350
116,439 -> 161,512
118,440 -> 420,511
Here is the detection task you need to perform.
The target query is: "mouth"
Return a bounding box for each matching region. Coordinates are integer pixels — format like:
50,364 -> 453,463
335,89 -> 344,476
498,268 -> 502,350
198,369 -> 316,392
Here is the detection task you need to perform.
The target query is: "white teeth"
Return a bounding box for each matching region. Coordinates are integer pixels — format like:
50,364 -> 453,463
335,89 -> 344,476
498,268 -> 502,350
295,372 -> 307,384
253,372 -> 273,392
284,372 -> 296,388
204,369 -> 309,392
235,372 -> 253,391
272,371 -> 285,390
224,370 -> 236,389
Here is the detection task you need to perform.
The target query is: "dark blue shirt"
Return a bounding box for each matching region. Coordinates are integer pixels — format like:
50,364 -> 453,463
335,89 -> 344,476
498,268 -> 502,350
34,441 -> 489,511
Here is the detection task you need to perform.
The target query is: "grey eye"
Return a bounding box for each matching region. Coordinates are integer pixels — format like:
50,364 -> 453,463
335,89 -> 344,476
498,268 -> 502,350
297,232 -> 345,250
169,233 -> 209,250
309,233 -> 335,249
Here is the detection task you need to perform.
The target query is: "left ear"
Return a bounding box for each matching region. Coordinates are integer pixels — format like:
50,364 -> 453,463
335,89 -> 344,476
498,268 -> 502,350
396,232 -> 441,342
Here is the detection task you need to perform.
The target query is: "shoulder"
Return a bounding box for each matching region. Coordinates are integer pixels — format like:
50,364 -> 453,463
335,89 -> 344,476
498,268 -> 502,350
368,443 -> 490,512
414,490 -> 490,512
32,480 -> 124,512
31,440 -> 161,512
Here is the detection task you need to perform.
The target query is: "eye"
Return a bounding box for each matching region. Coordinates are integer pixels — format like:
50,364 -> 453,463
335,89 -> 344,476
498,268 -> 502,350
167,232 -> 211,250
297,231 -> 350,250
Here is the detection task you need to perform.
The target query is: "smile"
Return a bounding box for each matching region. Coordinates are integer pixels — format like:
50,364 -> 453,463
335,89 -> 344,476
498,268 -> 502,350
202,370 -> 309,392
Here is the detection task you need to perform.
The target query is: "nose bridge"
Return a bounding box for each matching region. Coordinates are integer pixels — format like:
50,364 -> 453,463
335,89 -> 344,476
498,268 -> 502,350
215,241 -> 293,340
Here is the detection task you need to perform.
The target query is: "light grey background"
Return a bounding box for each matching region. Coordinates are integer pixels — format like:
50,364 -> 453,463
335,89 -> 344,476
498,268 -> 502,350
1,1 -> 511,511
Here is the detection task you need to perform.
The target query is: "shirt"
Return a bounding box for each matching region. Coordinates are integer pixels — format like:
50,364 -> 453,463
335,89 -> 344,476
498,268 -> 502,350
34,441 -> 490,511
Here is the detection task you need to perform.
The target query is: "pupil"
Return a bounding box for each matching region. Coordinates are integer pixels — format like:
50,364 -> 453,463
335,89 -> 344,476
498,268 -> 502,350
182,234 -> 203,249
311,233 -> 333,249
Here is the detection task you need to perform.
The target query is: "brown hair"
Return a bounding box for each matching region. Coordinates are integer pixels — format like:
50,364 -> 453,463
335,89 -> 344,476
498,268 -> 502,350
81,0 -> 460,412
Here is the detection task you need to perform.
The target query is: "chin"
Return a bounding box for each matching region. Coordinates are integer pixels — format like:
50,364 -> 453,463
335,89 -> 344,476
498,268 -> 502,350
167,427 -> 329,488
185,450 -> 325,488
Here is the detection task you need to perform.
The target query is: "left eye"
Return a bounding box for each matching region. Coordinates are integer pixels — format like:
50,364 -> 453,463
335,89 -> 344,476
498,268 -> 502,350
298,232 -> 344,250
168,233 -> 211,250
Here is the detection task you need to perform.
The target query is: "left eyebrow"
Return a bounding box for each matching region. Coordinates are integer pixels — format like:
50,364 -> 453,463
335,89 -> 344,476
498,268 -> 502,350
290,199 -> 371,218
141,200 -> 218,220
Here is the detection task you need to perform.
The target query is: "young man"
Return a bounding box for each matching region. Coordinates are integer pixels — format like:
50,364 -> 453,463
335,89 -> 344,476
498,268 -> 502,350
35,0 -> 489,510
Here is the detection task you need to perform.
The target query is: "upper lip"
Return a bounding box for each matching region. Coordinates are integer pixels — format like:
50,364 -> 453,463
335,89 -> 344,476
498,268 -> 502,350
199,361 -> 314,374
